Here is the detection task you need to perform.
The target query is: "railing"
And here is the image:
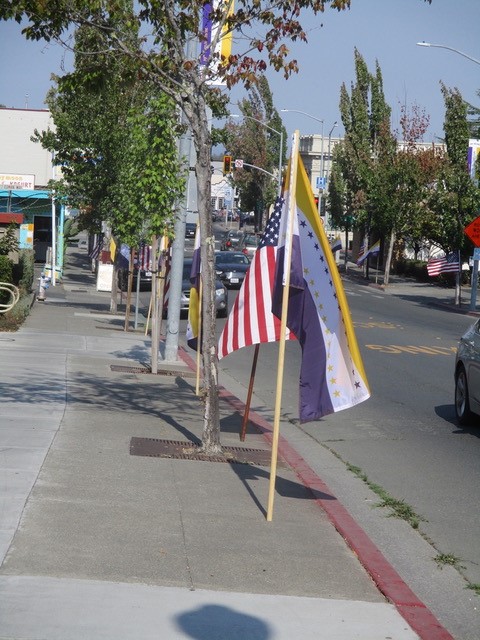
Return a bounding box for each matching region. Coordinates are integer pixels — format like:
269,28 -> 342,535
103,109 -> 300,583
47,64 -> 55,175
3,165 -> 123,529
0,283 -> 20,314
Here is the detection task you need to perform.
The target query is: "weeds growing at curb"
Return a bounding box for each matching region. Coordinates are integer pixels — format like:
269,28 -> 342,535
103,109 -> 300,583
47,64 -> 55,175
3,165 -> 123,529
345,462 -> 426,529
434,553 -> 464,570
467,583 -> 480,596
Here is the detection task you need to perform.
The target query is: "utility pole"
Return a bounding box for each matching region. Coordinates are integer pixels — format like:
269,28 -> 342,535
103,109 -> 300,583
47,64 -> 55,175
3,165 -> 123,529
164,38 -> 196,362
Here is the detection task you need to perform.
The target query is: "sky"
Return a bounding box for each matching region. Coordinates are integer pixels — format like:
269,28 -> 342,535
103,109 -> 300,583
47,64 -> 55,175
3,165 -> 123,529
0,0 -> 479,144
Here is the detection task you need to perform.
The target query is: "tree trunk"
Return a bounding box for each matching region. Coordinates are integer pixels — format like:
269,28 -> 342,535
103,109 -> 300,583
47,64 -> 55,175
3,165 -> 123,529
383,228 -> 396,287
189,98 -> 222,454
124,247 -> 134,332
110,264 -> 118,314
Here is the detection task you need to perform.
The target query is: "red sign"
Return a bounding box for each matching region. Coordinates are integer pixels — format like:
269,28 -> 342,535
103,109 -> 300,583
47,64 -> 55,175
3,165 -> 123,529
464,216 -> 480,247
0,213 -> 23,224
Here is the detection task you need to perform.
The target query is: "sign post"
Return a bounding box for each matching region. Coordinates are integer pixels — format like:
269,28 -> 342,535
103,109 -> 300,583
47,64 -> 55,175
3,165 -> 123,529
464,217 -> 480,310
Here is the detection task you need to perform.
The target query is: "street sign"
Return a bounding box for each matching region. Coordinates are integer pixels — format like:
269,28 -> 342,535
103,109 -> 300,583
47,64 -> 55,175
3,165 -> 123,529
316,176 -> 326,190
234,159 -> 244,169
474,248 -> 480,261
464,216 -> 480,247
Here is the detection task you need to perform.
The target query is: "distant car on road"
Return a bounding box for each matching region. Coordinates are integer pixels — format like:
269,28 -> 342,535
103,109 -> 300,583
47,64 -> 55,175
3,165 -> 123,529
185,222 -> 197,239
454,319 -> 480,425
215,251 -> 251,288
118,267 -> 152,292
220,229 -> 243,251
238,231 -> 261,259
163,258 -> 228,318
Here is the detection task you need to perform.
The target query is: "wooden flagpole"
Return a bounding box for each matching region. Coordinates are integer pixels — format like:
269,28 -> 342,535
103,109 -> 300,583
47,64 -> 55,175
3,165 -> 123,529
240,343 -> 260,441
195,278 -> 202,395
145,296 -> 152,336
266,130 -> 300,522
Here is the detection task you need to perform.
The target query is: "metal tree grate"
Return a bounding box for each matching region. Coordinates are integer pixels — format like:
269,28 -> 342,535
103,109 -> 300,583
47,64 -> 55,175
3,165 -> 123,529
130,437 -> 284,467
111,365 -> 195,378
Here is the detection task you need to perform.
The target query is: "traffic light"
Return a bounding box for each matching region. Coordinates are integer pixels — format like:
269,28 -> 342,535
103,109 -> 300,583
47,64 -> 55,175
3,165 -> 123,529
223,155 -> 232,174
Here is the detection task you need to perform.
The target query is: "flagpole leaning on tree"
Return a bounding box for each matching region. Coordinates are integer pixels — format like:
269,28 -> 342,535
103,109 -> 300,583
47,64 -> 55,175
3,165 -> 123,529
266,130 -> 300,522
196,279 -> 202,395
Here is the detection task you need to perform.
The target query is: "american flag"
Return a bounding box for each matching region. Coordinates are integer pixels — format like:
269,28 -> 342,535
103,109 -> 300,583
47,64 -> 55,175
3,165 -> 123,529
88,237 -> 103,260
137,244 -> 152,271
427,251 -> 460,276
356,238 -> 366,266
218,197 -> 292,359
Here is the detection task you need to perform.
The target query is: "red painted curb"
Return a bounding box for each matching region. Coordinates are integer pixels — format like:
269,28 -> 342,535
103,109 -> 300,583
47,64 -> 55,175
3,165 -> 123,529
178,347 -> 454,640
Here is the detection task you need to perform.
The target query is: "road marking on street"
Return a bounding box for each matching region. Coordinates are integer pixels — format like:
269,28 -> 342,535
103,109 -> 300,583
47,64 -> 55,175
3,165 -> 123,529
354,321 -> 398,329
365,344 -> 457,355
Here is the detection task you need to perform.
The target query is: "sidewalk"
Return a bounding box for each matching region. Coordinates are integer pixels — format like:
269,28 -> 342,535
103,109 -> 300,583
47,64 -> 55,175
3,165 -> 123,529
0,246 -> 455,639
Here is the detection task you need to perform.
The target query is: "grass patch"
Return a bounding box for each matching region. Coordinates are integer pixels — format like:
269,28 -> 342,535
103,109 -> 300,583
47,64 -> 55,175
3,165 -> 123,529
0,292 -> 34,331
346,462 -> 426,529
467,583 -> 480,596
434,553 -> 464,570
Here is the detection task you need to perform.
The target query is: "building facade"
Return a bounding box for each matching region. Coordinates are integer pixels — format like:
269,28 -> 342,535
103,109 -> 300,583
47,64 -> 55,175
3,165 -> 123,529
0,108 -> 59,263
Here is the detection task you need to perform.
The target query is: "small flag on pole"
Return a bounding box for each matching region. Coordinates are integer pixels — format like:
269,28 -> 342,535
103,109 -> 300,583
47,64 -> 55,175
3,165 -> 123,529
89,238 -> 102,260
356,238 -> 366,266
330,236 -> 342,252
186,226 -> 201,351
138,244 -> 152,271
427,251 -> 460,276
356,239 -> 380,266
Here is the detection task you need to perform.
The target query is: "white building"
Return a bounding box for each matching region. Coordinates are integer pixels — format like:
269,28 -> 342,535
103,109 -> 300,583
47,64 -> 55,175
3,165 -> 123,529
0,108 -> 58,261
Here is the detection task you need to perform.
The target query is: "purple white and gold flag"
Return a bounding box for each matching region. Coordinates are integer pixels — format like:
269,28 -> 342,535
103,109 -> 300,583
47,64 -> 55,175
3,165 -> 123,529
272,155 -> 370,423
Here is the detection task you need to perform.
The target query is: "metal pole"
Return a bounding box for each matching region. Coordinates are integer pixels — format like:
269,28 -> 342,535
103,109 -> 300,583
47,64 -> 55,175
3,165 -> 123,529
51,152 -> 56,286
325,122 -> 338,230
470,259 -> 478,311
278,129 -> 283,196
164,39 -> 196,362
416,42 -> 480,66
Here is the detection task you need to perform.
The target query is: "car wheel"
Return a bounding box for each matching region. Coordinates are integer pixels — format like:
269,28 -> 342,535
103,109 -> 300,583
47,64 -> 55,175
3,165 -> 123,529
455,365 -> 474,425
217,307 -> 228,319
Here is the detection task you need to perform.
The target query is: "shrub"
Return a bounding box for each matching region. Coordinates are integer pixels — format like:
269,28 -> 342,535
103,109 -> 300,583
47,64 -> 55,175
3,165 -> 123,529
0,255 -> 13,305
0,292 -> 33,331
394,259 -> 430,281
12,249 -> 35,294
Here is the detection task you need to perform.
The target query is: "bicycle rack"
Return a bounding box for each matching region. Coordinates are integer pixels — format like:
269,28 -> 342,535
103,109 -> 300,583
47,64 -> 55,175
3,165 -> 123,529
0,282 -> 20,314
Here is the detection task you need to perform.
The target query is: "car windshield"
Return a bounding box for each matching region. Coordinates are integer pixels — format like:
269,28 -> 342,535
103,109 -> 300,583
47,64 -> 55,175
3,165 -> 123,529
216,254 -> 249,265
183,263 -> 193,280
243,234 -> 259,246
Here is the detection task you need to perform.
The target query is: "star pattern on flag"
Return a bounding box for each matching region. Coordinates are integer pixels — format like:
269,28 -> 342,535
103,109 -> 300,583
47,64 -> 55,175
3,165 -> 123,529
259,197 -> 283,249
295,209 -> 364,400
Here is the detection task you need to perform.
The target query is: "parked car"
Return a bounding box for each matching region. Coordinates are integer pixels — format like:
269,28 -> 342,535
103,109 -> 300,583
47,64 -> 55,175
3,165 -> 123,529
118,267 -> 152,292
185,222 -> 197,239
163,259 -> 228,318
238,231 -> 261,259
220,229 -> 244,251
215,251 -> 251,288
454,319 -> 480,425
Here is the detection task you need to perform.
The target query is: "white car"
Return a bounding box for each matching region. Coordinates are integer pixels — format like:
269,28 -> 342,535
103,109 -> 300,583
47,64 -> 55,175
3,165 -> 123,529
454,319 -> 480,425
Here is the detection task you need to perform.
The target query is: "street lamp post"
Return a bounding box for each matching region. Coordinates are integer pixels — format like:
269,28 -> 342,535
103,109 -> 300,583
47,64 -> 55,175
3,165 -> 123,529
230,114 -> 283,196
281,108 -> 325,217
416,41 -> 480,66
325,121 -> 338,229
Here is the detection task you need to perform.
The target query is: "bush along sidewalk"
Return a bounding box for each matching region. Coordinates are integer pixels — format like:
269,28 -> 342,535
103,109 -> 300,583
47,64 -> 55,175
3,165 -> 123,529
0,249 -> 36,332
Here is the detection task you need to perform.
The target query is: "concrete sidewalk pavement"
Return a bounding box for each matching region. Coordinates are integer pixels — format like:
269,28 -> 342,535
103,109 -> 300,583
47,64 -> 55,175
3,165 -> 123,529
0,246 -> 455,639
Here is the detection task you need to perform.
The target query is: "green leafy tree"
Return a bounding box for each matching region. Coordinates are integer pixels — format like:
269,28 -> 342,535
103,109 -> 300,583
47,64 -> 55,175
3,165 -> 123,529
1,0 -> 432,453
426,84 -> 480,255
336,49 -> 397,278
466,90 -> 480,139
0,223 -> 19,256
225,76 -> 286,228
